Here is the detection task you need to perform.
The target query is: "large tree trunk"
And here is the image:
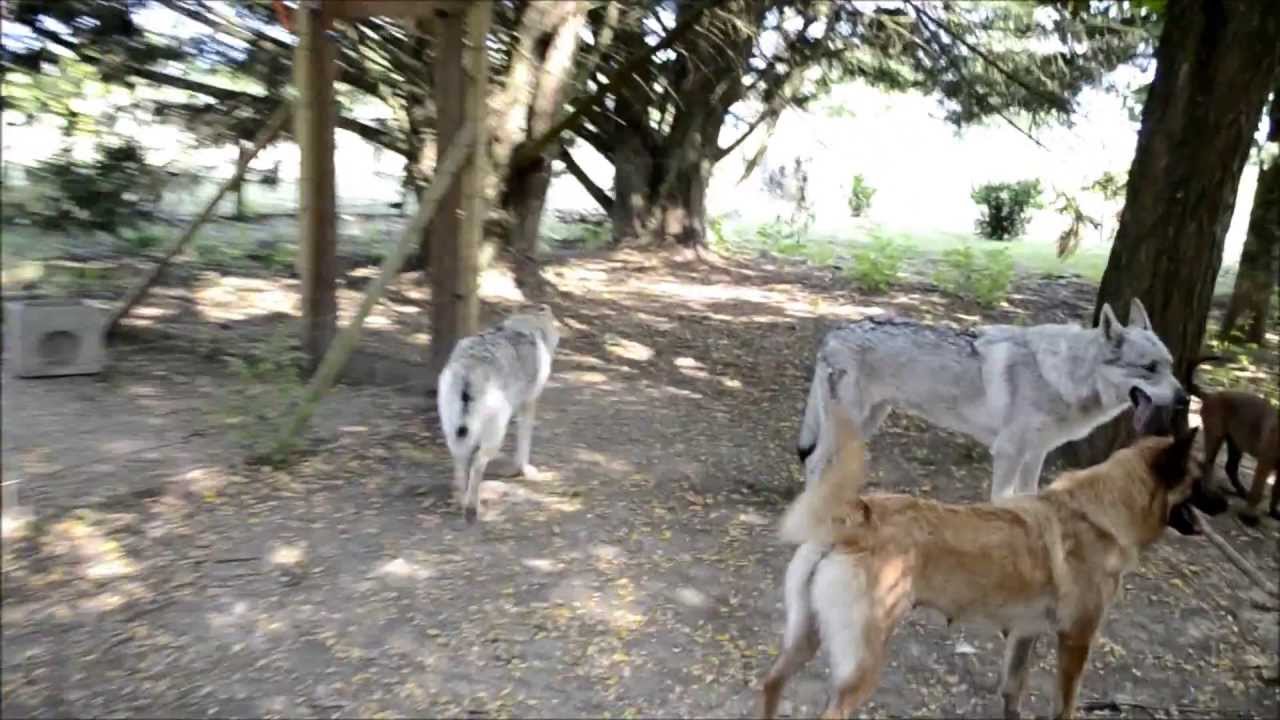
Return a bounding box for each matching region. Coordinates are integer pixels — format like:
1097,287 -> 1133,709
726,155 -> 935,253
1221,88 -> 1280,345
502,3 -> 589,295
608,128 -> 717,249
1069,0 -> 1280,466
425,3 -> 488,383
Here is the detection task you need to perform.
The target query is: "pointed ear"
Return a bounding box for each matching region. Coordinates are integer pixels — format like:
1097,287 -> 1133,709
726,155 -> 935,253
1098,303 -> 1121,343
1128,297 -> 1153,332
1153,426 -> 1199,487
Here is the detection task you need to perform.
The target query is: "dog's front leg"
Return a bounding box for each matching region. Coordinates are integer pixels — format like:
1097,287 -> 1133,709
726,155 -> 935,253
999,632 -> 1038,719
1053,627 -> 1096,720
1013,449 -> 1047,496
990,437 -> 1026,500
513,399 -> 538,478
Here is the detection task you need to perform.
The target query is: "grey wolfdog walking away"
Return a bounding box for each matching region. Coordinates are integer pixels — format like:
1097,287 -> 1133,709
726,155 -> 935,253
796,298 -> 1188,499
437,304 -> 560,523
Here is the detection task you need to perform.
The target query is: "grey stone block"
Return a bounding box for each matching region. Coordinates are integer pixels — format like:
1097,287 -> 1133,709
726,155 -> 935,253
3,299 -> 107,378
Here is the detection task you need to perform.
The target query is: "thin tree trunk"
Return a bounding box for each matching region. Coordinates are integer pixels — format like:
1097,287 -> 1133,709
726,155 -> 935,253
1069,0 -> 1280,466
294,4 -> 339,371
1221,90 -> 1280,345
233,142 -> 250,219
426,2 -> 489,383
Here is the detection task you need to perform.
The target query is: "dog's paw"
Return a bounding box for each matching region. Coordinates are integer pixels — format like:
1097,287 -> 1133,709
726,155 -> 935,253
519,464 -> 541,480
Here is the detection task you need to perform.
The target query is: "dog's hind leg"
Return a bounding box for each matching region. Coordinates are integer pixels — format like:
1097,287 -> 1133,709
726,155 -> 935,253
1240,453 -> 1276,526
461,406 -> 511,524
813,556 -> 896,720
513,399 -> 538,478
999,632 -> 1039,719
760,545 -> 824,719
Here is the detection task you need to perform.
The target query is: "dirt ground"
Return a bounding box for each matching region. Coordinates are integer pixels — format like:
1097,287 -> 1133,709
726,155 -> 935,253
3,250 -> 1278,719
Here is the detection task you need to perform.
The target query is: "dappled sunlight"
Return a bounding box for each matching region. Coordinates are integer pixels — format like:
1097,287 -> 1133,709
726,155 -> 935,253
373,557 -> 436,581
194,275 -> 298,322
48,515 -> 138,580
604,335 -> 655,363
521,557 -> 565,573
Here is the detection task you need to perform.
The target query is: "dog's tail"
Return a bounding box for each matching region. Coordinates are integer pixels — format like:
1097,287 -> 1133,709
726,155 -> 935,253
1185,354 -> 1227,398
437,363 -> 499,463
780,400 -> 871,546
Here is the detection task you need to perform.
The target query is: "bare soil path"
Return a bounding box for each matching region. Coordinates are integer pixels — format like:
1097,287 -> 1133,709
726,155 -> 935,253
3,251 -> 1276,718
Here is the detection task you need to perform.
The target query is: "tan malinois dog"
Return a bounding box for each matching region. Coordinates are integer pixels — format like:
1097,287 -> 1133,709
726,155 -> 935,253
758,404 -> 1222,719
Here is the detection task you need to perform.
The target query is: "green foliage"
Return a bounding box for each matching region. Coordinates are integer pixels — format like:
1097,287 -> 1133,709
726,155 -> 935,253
847,174 -> 877,218
1088,170 -> 1127,201
971,180 -> 1043,242
219,328 -> 305,465
27,137 -> 163,231
120,228 -> 165,254
846,236 -> 907,292
707,214 -> 732,253
933,245 -> 1016,306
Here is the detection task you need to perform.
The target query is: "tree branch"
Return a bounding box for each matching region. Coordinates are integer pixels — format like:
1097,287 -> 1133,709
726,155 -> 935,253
559,144 -> 613,212
128,66 -> 410,158
907,1 -> 1073,116
511,0 -> 716,170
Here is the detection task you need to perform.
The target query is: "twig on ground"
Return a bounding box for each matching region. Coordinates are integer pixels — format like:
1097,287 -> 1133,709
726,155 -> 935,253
1191,507 -> 1280,601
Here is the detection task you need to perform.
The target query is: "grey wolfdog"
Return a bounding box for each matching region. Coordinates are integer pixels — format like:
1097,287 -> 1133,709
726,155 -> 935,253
796,298 -> 1188,499
437,304 -> 560,523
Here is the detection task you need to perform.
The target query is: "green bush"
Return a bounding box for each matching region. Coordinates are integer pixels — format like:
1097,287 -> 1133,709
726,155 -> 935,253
933,244 -> 1016,307
847,174 -> 876,218
28,137 -> 163,232
846,236 -> 907,292
971,179 -> 1043,242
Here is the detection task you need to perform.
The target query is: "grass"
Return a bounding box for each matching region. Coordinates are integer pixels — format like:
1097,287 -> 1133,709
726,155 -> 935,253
717,217 -> 1112,283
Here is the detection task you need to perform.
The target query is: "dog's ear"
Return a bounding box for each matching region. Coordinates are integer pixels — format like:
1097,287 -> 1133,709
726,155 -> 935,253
1098,303 -> 1122,343
1152,426 -> 1199,487
1128,298 -> 1153,332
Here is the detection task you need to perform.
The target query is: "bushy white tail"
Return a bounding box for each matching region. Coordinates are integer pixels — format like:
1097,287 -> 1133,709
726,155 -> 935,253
779,401 -> 869,546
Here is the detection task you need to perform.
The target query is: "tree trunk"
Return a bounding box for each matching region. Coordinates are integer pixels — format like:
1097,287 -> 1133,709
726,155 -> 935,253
1221,90 -> 1280,345
233,141 -> 251,219
609,137 -> 714,248
294,4 -> 338,371
425,3 -> 488,383
1068,0 -> 1280,466
611,134 -> 654,244
501,3 -> 589,295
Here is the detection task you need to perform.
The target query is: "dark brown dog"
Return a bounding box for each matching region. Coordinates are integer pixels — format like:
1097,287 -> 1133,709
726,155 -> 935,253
1188,356 -> 1279,524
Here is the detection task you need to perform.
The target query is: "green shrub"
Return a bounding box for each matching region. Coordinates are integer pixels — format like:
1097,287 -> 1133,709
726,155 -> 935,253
28,137 -> 163,232
971,180 -> 1043,242
847,174 -> 876,218
120,228 -> 165,253
933,244 -> 1016,307
846,236 -> 907,292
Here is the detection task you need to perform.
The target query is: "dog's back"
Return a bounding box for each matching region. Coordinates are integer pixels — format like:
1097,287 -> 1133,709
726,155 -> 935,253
437,306 -> 558,456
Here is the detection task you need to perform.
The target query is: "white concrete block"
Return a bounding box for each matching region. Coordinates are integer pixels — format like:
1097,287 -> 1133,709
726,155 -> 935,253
3,299 -> 107,378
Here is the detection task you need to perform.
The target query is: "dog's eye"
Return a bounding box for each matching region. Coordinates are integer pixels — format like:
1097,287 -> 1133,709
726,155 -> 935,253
1143,362 -> 1158,374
